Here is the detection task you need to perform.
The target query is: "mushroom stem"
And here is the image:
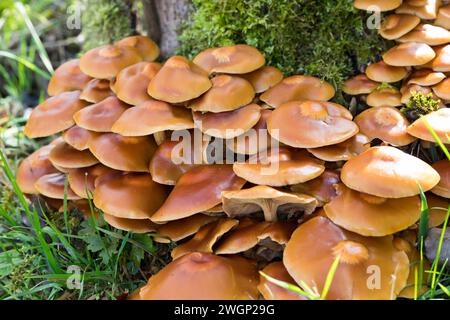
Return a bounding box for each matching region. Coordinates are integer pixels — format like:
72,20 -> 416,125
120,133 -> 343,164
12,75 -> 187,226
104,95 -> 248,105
260,200 -> 278,222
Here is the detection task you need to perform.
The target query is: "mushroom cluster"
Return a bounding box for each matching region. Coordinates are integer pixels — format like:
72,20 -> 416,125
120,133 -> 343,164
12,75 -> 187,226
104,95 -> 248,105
16,17 -> 449,300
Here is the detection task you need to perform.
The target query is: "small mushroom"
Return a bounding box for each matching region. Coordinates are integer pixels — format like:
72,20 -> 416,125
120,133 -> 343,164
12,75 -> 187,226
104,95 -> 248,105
424,44 -> 450,72
47,59 -> 92,96
307,133 -> 371,161
67,164 -> 117,198
115,35 -> 160,62
103,213 -> 157,234
382,42 -> 436,66
400,83 -> 434,104
35,173 -> 81,200
49,141 -> 99,169
365,61 -> 407,83
432,77 -> 450,100
435,5 -> 450,30
342,74 -> 379,95
431,160 -> 450,198
240,66 -> 283,93
366,87 -> 402,107
378,14 -> 421,40
79,79 -> 114,103
398,24 -> 450,46
395,0 -> 440,20
407,69 -> 446,86
354,0 -> 402,11
407,108 -> 450,142
62,125 -> 94,151
258,262 -> 306,300
427,193 -> 449,228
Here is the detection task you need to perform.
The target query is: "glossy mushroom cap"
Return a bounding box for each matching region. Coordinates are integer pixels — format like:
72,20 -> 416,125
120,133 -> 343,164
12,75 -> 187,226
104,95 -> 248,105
151,165 -> 246,223
342,74 -> 379,95
407,108 -> 450,142
435,5 -> 450,30
324,184 -> 421,236
93,172 -> 169,219
431,160 -> 450,198
147,56 -> 212,103
283,216 -> 410,300
88,133 -> 157,172
398,24 -> 450,46
49,141 -> 98,169
258,262 -> 306,300
425,44 -> 450,72
341,146 -> 440,198
62,125 -> 94,151
103,213 -> 157,233
138,252 -> 259,300
67,164 -> 116,198
267,100 -> 358,148
115,35 -> 160,62
47,59 -> 92,96
35,173 -> 81,200
79,44 -> 142,79
354,0 -> 402,11
379,14 -> 421,40
407,69 -> 446,86
307,133 -> 370,162
24,91 -> 89,138
432,78 -> 450,100
110,62 -> 161,105
260,76 -> 335,108
79,79 -> 114,103
290,170 -> 340,206
367,87 -> 402,107
395,0 -> 440,20
154,214 -> 218,243
365,61 -> 407,83
383,42 -> 436,66
241,66 -> 283,93
222,185 -> 317,222
354,107 -> 416,146
233,147 -> 325,187
193,44 -> 265,74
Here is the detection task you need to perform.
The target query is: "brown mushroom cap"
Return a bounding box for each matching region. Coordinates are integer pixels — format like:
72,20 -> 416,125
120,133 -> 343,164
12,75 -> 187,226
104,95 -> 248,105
365,61 -> 408,83
67,164 -> 117,198
407,69 -> 446,86
115,35 -> 160,62
193,44 -> 265,75
342,74 -> 379,95
62,125 -> 94,151
383,42 -> 436,66
354,0 -> 402,11
93,172 -> 169,219
16,144 -> 59,194
379,14 -> 421,40
150,165 -> 246,223
111,99 -> 194,136
367,87 -> 402,107
189,75 -> 255,113
147,56 -> 212,103
79,79 -> 114,103
47,59 -> 92,96
432,77 -> 450,100
354,106 -> 416,146
88,133 -> 157,172
283,216 -> 410,300
260,76 -> 335,108
103,213 -> 157,233
79,44 -> 142,79
49,141 -> 99,169
110,62 -> 161,105
341,146 -> 440,198
435,5 -> 450,30
290,170 -> 340,206
400,84 -> 434,104
258,262 -> 306,300
406,108 -> 450,142
431,160 -> 450,198
24,91 -> 89,138
35,173 -> 81,200
427,193 -> 449,227
74,96 -> 129,132
193,103 -> 261,139
138,252 -> 259,300
324,184 -> 421,236
233,147 -> 325,187
395,0 -> 440,20
425,44 -> 450,72
398,24 -> 450,46
222,185 -> 317,222
307,134 -> 371,162
267,100 -> 358,148
171,218 -> 238,259
240,66 -> 283,93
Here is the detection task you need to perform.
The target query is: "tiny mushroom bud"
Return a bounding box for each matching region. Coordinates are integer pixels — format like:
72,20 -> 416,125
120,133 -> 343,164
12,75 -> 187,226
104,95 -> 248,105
47,59 -> 92,96
79,79 -> 114,103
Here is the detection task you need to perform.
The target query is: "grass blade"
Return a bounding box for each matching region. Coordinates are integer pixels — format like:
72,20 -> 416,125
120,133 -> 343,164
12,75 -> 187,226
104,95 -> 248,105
0,51 -> 51,79
259,271 -> 319,300
320,254 -> 341,300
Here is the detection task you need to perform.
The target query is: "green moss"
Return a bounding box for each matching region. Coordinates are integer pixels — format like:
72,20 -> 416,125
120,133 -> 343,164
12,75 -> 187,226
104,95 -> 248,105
177,0 -> 390,102
81,0 -> 134,52
401,92 -> 441,122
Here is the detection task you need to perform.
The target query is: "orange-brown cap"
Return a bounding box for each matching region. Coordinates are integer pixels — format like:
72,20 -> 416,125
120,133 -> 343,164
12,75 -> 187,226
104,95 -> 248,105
406,108 -> 450,142
354,0 -> 402,11
398,24 -> 450,46
193,44 -> 265,75
93,172 -> 169,219
222,185 -> 317,221
290,170 -> 341,206
233,147 -> 325,187
407,69 -> 446,86
240,66 -> 283,93
258,262 -> 306,300
88,133 -> 157,172
324,184 -> 421,236
435,5 -> 450,30
138,252 -> 259,300
341,146 -> 440,198
260,76 -> 335,108
115,35 -> 160,62
342,74 -> 379,95
24,91 -> 89,138
49,140 -> 99,169
395,0 -> 440,20
35,173 -> 81,200
379,14 -> 421,40
307,133 -> 371,161
383,42 -> 436,66
111,99 -> 194,136
400,83 -> 433,104
432,77 -> 450,100
427,193 -> 449,227
431,160 -> 450,198
110,62 -> 161,105
354,106 -> 416,146
267,100 -> 358,148
62,125 -> 94,151
67,164 -> 117,198
147,56 -> 212,103
367,87 -> 402,107
154,214 -> 218,243
47,59 -> 92,96
193,103 -> 261,139
103,213 -> 157,233
425,44 -> 450,72
150,165 -> 246,223
74,96 -> 129,132
283,216 -> 409,299
189,75 -> 255,113
79,44 -> 142,79
79,79 -> 114,103
365,61 -> 408,83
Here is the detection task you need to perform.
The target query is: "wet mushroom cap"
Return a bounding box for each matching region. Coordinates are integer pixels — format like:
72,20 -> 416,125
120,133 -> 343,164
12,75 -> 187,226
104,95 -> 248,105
79,44 -> 142,79
366,87 -> 402,107
258,262 -> 306,300
79,79 -> 114,103
240,66 -> 283,93
24,91 -> 89,138
382,42 -> 436,66
354,0 -> 402,11
407,69 -> 446,86
378,14 -> 421,40
67,164 -> 116,198
290,170 -> 340,206
283,216 -> 410,300
406,108 -> 450,142
115,35 -> 160,62
193,44 -> 265,74
341,146 -> 440,198
427,193 -> 449,227
431,160 -> 450,198
103,213 -> 157,234
342,74 -> 379,95
260,76 -> 335,108
425,44 -> 450,72
138,252 -> 259,300
432,77 -> 450,100
398,24 -> 450,46
35,173 -> 81,200
47,59 -> 92,96
395,0 -> 440,20
267,100 -> 358,148
62,125 -> 94,151
307,133 -> 371,162
365,61 -> 407,83
147,56 -> 212,103
49,141 -> 99,169
435,5 -> 450,30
